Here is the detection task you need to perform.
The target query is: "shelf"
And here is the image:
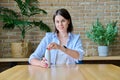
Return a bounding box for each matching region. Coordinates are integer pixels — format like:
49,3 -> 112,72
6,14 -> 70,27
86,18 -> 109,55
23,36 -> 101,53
83,56 -> 120,60
0,58 -> 28,62
0,56 -> 120,62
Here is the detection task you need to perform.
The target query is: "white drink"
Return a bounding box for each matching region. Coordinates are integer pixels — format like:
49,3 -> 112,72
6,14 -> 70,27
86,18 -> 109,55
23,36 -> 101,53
45,48 -> 51,67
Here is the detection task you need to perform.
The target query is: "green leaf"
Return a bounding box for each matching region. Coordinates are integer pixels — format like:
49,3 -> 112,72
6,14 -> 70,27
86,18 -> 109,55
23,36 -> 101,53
0,0 -> 51,40
86,19 -> 118,46
33,21 -> 51,32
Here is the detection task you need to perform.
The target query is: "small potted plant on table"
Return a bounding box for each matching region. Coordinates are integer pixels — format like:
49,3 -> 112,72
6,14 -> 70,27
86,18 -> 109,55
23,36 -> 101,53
86,19 -> 118,56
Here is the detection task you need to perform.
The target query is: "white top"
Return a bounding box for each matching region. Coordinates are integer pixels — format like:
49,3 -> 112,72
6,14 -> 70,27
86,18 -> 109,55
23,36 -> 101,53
56,50 -> 68,64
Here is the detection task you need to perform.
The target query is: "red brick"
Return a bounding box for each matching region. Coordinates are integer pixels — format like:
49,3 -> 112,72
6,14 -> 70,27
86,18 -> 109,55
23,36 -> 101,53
0,0 -> 120,57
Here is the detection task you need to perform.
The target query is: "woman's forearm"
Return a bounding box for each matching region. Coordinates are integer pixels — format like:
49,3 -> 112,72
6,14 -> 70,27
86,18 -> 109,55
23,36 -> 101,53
30,58 -> 48,68
30,58 -> 42,66
59,46 -> 80,59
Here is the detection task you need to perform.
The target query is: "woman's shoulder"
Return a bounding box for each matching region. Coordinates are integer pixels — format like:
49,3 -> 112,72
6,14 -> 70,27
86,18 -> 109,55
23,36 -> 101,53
70,33 -> 80,38
45,32 -> 55,38
46,32 -> 54,35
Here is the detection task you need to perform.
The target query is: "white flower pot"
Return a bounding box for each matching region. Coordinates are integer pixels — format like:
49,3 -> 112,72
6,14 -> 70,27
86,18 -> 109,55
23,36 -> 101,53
98,46 -> 108,56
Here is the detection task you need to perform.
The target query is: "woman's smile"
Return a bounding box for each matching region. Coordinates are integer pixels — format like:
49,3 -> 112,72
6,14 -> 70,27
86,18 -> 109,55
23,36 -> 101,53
55,15 -> 69,32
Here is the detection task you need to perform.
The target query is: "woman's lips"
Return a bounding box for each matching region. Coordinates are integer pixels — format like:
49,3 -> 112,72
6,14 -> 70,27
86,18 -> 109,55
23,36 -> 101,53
61,26 -> 64,29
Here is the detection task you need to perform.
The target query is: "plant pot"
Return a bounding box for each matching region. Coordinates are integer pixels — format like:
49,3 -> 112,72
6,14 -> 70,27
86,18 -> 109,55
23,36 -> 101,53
98,46 -> 108,56
11,42 -> 32,58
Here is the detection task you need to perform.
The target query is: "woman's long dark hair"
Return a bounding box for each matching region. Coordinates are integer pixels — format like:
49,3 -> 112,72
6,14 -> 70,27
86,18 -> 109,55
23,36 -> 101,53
53,8 -> 73,33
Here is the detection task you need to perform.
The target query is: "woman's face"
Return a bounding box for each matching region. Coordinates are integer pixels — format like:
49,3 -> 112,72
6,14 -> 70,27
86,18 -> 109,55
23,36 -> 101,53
55,15 -> 70,33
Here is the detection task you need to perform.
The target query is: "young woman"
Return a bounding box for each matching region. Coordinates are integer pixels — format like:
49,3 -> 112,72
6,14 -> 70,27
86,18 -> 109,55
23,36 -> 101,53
29,8 -> 84,68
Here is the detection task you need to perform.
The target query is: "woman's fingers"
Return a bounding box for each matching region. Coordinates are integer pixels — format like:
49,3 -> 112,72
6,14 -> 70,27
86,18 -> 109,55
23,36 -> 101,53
42,57 -> 47,61
47,43 -> 59,49
40,58 -> 48,68
48,43 -> 54,49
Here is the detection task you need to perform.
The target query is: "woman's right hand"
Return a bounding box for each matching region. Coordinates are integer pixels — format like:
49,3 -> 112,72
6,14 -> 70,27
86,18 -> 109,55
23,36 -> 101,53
30,58 -> 48,68
40,57 -> 48,68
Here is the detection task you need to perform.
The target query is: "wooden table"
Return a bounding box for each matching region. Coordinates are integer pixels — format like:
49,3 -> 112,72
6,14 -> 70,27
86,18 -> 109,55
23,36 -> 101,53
0,64 -> 120,80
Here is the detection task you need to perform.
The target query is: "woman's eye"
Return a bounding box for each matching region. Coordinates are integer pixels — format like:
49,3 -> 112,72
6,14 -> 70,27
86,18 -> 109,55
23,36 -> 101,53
56,21 -> 59,23
62,20 -> 65,22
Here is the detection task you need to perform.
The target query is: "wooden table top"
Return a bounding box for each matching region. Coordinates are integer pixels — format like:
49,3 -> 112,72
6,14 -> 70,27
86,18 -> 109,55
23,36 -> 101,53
0,64 -> 120,80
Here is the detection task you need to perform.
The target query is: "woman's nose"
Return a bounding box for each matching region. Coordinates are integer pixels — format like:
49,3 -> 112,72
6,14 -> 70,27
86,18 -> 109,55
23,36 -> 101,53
59,22 -> 62,26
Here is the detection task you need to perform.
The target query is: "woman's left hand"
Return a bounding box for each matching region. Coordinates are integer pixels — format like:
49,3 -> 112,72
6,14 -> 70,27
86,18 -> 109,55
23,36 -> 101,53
47,42 -> 60,50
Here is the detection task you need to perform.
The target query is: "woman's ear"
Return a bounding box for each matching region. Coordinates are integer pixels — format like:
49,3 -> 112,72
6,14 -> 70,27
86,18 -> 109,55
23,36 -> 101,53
68,19 -> 70,24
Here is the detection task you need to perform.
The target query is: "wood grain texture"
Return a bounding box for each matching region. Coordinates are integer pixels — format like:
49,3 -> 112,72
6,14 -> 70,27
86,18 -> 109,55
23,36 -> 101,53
0,64 -> 120,80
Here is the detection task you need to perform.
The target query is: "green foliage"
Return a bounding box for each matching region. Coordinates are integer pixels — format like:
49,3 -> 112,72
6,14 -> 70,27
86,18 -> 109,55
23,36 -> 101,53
86,19 -> 118,46
15,0 -> 47,17
0,0 -> 51,41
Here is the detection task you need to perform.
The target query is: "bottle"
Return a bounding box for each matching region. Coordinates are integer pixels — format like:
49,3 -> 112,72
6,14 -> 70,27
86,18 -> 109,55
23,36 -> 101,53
45,48 -> 51,68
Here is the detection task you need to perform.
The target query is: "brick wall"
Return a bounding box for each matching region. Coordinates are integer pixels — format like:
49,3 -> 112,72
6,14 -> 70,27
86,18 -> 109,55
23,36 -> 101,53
0,0 -> 120,57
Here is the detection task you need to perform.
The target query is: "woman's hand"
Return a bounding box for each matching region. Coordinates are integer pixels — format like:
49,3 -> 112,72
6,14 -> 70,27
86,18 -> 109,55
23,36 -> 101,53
30,58 -> 48,68
40,57 -> 48,68
47,42 -> 60,50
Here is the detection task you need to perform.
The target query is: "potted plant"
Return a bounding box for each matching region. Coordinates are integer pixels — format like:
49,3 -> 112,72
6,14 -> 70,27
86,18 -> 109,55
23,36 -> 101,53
0,0 -> 51,58
86,19 -> 118,56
